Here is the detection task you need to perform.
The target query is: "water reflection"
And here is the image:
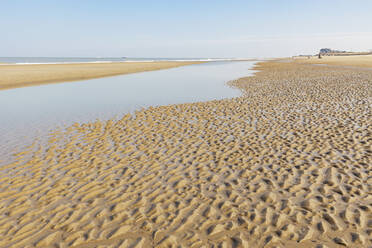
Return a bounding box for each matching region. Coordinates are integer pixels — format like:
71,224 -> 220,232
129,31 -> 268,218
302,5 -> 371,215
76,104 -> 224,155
0,61 -> 255,161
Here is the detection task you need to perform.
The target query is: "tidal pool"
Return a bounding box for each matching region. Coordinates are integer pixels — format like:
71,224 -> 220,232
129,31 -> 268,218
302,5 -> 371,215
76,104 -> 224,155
0,61 -> 256,163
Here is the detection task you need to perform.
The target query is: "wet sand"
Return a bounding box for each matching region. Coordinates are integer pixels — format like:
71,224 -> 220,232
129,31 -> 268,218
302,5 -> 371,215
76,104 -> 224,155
0,61 -> 371,247
0,61 -> 203,91
294,54 -> 372,68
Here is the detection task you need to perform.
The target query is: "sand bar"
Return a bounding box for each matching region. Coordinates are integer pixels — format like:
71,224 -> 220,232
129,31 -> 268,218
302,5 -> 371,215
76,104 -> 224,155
0,60 -> 371,247
0,61 -> 203,91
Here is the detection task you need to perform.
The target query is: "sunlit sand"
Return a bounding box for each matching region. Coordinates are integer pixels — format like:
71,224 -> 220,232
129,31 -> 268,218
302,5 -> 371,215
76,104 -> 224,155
0,61 -> 203,91
0,59 -> 371,247
293,54 -> 372,68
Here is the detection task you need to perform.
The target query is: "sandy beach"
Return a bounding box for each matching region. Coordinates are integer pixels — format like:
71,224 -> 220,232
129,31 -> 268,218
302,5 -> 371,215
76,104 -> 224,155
294,54 -> 372,68
0,59 -> 371,247
0,61 -> 203,91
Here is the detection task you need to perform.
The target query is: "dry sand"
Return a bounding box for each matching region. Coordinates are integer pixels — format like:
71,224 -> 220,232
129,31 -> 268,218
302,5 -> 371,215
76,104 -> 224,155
293,54 -> 372,68
0,61 -> 371,247
0,61 -> 203,91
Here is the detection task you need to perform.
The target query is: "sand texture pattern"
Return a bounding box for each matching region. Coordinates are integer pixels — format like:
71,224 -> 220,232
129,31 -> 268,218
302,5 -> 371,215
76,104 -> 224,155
0,61 -> 371,247
0,61 -> 202,91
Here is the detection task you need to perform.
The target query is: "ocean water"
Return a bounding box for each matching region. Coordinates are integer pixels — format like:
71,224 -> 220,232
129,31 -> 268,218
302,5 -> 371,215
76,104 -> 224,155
0,57 -> 126,64
0,61 -> 256,164
0,57 -> 245,64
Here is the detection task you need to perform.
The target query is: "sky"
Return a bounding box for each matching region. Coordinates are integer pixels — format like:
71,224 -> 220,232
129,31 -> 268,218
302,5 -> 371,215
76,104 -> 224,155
1,0 -> 372,58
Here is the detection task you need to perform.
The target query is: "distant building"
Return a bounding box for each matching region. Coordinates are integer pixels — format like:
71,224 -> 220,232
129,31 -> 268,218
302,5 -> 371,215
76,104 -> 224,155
294,49 -> 372,59
320,48 -> 332,54
318,48 -> 371,56
319,48 -> 347,55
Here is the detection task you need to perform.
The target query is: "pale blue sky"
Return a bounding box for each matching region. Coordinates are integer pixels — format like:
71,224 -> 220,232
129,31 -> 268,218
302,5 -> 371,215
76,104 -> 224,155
1,0 -> 372,58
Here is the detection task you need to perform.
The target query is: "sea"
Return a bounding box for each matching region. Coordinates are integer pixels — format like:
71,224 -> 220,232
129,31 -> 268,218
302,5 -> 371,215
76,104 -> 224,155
0,57 -> 248,64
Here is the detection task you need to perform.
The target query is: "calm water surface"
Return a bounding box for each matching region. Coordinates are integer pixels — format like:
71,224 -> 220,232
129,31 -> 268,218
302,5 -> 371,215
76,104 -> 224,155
0,57 -> 243,64
0,61 -> 255,163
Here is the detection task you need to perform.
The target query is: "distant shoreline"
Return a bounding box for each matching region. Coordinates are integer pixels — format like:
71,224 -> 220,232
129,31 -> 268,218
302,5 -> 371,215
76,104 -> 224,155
292,54 -> 372,68
0,59 -> 259,91
0,57 -> 256,65
0,61 -> 205,91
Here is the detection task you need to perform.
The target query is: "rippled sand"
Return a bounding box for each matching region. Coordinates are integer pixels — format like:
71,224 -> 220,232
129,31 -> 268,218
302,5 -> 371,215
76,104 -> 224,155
0,61 -> 203,91
1,61 -> 371,247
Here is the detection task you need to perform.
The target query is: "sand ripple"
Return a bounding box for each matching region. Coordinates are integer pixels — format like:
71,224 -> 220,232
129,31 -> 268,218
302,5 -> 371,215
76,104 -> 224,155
0,61 -> 371,247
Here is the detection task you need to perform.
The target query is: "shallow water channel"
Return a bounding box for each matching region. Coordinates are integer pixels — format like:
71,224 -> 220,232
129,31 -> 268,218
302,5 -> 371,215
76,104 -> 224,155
0,61 -> 256,163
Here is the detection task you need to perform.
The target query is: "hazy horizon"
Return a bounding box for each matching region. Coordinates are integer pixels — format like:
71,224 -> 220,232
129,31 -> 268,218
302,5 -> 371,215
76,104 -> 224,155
2,0 -> 372,58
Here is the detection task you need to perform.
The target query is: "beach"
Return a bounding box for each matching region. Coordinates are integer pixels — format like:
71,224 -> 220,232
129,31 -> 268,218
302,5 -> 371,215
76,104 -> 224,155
0,61 -> 251,167
294,54 -> 372,68
0,61 -> 203,91
0,58 -> 371,247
